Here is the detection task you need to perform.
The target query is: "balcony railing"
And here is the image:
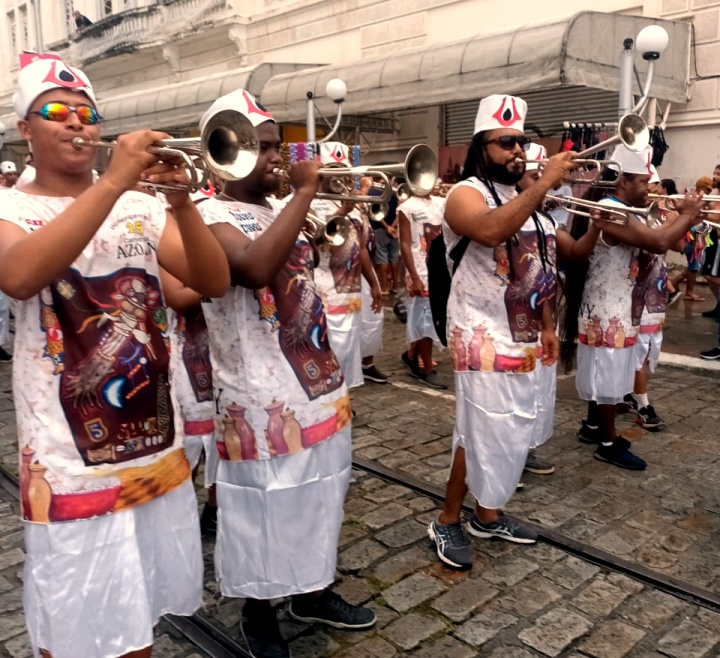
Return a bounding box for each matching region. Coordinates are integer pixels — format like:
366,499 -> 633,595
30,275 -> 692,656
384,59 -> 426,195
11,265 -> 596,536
69,0 -> 230,65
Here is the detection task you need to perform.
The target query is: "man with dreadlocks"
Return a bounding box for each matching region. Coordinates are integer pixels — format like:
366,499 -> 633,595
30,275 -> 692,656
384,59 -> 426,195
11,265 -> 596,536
428,95 -> 577,570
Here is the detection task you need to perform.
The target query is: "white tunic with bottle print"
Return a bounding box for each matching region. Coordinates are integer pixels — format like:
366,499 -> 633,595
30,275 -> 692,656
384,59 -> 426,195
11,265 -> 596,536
2,190 -> 189,524
637,251 -> 667,334
398,195 -> 444,289
578,198 -> 641,349
443,178 -> 554,373
199,197 -> 351,462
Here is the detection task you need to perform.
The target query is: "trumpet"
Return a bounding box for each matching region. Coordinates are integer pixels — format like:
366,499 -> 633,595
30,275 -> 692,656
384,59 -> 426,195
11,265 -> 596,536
370,181 -> 412,202
518,158 -> 624,187
648,193 -> 720,213
72,109 -> 259,193
547,195 -> 662,227
272,143 -> 438,202
303,212 -> 350,247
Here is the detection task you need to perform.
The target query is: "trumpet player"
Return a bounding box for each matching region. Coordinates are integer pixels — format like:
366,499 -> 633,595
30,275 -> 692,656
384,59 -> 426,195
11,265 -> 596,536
196,90 -> 375,658
516,143 -> 604,476
563,145 -> 705,471
398,181 -> 447,388
0,58 -> 231,658
429,95 -> 578,570
303,142 -> 384,389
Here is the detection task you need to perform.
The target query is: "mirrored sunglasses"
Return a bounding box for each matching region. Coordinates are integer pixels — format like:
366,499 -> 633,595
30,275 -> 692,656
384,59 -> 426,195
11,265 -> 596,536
27,102 -> 101,126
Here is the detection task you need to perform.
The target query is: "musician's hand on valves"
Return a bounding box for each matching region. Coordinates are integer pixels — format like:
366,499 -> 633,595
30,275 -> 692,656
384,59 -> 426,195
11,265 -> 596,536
105,130 -> 165,193
541,151 -> 578,188
673,190 -> 706,226
289,160 -> 321,195
588,208 -> 611,231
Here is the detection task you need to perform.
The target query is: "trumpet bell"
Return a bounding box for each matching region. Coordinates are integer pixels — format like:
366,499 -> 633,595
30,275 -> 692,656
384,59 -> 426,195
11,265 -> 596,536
304,212 -> 349,247
396,183 -> 411,202
404,144 -> 438,196
201,109 -> 259,181
617,113 -> 650,152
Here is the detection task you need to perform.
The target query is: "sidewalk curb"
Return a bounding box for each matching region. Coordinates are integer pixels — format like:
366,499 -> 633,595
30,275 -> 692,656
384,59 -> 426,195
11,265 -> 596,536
658,351 -> 720,374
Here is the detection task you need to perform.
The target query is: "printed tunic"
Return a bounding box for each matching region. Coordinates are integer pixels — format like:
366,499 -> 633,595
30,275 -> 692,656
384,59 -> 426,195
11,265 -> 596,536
398,195 -> 444,290
199,197 -> 351,462
443,178 -> 555,373
2,189 -> 188,523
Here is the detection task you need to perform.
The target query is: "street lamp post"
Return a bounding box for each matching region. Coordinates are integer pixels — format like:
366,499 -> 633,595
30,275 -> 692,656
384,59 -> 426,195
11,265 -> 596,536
618,24 -> 669,118
306,78 -> 347,160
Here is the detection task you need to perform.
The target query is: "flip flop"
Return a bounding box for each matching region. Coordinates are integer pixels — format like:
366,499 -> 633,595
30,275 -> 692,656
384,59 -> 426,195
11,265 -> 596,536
685,294 -> 706,301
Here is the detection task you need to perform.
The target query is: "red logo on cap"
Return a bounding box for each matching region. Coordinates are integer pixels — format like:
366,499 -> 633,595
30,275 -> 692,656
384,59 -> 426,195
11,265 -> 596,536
492,97 -> 522,127
242,90 -> 273,120
42,61 -> 90,91
327,145 -> 347,163
646,152 -> 653,176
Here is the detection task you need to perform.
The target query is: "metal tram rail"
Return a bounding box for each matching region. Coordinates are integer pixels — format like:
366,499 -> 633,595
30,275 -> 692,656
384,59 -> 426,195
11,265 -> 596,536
1,456 -> 718,658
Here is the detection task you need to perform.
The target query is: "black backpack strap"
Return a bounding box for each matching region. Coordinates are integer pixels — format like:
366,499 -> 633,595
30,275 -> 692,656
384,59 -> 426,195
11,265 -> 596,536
448,236 -> 470,275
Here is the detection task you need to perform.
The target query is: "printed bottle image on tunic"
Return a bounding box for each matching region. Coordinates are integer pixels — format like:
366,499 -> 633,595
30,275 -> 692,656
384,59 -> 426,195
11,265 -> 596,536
178,309 -> 213,403
327,218 -> 361,294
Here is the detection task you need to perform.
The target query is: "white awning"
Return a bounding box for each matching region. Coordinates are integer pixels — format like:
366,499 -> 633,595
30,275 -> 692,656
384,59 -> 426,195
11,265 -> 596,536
261,11 -> 691,122
0,62 -> 321,143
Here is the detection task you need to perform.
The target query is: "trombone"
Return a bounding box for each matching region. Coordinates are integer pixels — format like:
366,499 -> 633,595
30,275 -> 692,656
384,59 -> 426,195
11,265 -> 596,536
273,143 -> 438,203
648,193 -> 720,212
72,109 -> 259,194
547,195 -> 662,227
519,158 -> 624,187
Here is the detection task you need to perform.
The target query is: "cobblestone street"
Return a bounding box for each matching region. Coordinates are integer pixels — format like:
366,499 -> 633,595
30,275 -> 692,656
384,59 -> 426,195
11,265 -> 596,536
0,294 -> 718,657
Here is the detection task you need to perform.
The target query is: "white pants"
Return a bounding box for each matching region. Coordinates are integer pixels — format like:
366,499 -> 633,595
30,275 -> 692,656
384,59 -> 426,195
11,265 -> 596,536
360,278 -> 383,358
533,362 -> 557,448
635,330 -> 663,373
576,343 -> 636,405
24,479 -> 202,658
453,370 -> 538,509
327,312 -> 363,388
215,427 -> 352,599
184,431 -> 219,488
406,296 -> 441,345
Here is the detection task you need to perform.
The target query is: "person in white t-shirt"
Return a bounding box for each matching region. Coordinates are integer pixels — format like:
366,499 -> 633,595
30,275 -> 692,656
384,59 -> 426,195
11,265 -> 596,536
545,181 -> 573,228
197,90 -> 376,658
562,146 -> 703,471
398,189 -> 447,389
428,95 -> 577,571
0,58 -> 230,658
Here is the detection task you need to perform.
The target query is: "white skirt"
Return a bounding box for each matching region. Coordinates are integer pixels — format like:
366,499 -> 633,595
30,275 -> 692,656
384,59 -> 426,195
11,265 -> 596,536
635,330 -> 663,373
533,362 -> 557,448
406,296 -> 441,344
576,343 -> 636,405
453,370 -> 538,509
184,431 -> 219,488
24,479 -> 203,658
215,426 -> 352,599
360,278 -> 383,359
327,312 -> 363,389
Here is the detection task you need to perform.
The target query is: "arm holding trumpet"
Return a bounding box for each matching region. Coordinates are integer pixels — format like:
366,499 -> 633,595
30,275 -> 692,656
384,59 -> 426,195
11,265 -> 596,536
599,190 -> 706,255
445,150 -> 578,248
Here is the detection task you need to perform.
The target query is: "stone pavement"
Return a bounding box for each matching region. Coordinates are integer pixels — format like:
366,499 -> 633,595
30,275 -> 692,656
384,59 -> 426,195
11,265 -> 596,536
0,293 -> 719,656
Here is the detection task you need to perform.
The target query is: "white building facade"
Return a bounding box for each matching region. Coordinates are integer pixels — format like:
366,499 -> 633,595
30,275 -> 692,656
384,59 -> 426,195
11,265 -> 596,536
0,0 -> 717,188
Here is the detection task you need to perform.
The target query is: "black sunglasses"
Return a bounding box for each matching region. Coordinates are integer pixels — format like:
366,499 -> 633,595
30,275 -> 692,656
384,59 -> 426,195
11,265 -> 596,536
483,136 -> 532,151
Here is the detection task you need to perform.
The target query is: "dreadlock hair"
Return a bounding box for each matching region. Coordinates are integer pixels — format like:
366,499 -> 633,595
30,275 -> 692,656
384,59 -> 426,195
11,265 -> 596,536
559,168 -> 631,371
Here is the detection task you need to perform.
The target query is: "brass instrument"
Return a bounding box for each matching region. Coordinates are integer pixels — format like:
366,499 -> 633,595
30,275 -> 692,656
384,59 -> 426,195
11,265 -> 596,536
547,195 -> 662,227
303,212 -> 350,247
517,158 -> 624,187
72,109 -> 259,193
648,193 -> 720,214
369,181 -> 413,202
272,143 -> 438,202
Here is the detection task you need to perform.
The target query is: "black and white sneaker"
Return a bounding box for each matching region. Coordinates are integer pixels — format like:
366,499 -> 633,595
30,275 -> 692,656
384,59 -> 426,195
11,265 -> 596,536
524,450 -> 555,474
594,438 -> 646,470
700,346 -> 720,360
466,512 -> 537,544
289,590 -> 376,630
362,365 -> 388,384
577,420 -> 602,444
636,405 -> 665,431
623,393 -> 638,412
241,609 -> 290,658
428,519 -> 473,570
